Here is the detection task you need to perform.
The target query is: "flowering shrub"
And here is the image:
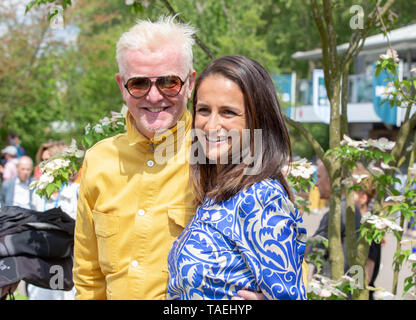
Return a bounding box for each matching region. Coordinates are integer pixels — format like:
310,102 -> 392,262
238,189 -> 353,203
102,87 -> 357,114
284,158 -> 317,215
31,110 -> 126,199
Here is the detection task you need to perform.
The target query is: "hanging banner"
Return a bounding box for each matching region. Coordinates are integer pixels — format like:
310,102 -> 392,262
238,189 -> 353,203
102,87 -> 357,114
312,69 -> 330,124
273,74 -> 293,117
372,63 -> 397,126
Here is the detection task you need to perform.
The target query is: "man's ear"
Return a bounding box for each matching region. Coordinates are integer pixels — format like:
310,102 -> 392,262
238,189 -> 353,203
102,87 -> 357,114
115,73 -> 126,100
187,70 -> 196,99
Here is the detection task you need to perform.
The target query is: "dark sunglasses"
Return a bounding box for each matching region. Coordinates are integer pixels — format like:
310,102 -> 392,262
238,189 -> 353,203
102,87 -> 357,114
124,74 -> 188,99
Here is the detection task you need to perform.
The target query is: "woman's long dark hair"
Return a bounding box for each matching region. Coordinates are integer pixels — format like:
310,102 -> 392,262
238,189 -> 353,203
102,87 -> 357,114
190,55 -> 293,205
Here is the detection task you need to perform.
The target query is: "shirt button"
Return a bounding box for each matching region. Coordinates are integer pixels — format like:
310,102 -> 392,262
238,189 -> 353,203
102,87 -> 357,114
131,260 -> 139,268
147,160 -> 154,167
137,209 -> 145,216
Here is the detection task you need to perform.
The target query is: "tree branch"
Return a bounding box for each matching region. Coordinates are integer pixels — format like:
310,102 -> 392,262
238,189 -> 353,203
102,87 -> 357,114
343,0 -> 395,67
283,114 -> 326,160
159,0 -> 216,60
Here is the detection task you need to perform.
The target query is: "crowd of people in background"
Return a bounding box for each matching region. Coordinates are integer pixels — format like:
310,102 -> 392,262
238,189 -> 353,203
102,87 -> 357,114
0,133 -> 80,300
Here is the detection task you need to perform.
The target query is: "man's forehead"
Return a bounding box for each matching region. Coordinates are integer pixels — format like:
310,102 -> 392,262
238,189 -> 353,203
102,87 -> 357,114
123,47 -> 187,75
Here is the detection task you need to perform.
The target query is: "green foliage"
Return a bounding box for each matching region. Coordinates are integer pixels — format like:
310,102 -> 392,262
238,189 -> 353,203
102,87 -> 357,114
290,123 -> 329,160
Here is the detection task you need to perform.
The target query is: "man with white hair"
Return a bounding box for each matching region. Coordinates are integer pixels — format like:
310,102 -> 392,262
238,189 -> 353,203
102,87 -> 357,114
73,16 -> 197,300
0,155 -> 35,209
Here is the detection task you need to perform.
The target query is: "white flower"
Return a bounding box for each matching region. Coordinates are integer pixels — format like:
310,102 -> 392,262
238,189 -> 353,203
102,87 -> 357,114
360,211 -> 372,224
385,195 -> 405,202
379,48 -> 400,63
85,123 -> 91,134
99,116 -> 111,126
37,173 -> 55,190
368,137 -> 395,151
307,275 -> 348,299
44,158 -> 70,171
400,239 -> 416,247
120,104 -> 128,117
364,214 -> 403,231
381,82 -> 396,98
352,174 -> 368,183
341,135 -> 368,149
380,162 -> 394,170
408,254 -> 416,262
289,159 -> 317,179
93,124 -> 104,134
29,180 -> 38,190
62,139 -> 85,158
125,0 -> 134,5
373,289 -> 396,300
409,163 -> 416,177
110,111 -> 124,121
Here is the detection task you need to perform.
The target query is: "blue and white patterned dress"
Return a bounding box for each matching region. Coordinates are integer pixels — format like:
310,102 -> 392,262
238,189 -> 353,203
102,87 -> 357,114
167,178 -> 307,300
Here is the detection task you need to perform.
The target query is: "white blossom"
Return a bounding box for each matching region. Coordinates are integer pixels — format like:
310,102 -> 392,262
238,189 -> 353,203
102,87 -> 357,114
288,158 -> 317,179
373,289 -> 396,300
379,48 -> 400,63
34,172 -> 55,190
93,124 -> 104,134
368,137 -> 395,151
363,214 -> 403,231
125,0 -> 134,5
99,116 -> 111,126
380,162 -> 393,170
400,239 -> 416,247
341,134 -> 368,150
84,123 -> 91,134
409,254 -> 416,263
307,274 -> 348,299
385,195 -> 405,202
352,174 -> 369,183
61,139 -> 85,159
409,163 -> 416,177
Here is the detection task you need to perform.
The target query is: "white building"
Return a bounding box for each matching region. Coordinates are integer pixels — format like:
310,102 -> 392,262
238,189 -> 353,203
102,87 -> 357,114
288,23 -> 416,140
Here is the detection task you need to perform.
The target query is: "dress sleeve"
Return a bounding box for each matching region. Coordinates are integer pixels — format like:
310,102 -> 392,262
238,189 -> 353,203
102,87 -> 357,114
235,184 -> 307,300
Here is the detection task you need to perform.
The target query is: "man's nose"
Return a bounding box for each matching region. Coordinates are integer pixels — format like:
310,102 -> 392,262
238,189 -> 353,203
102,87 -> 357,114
145,83 -> 164,103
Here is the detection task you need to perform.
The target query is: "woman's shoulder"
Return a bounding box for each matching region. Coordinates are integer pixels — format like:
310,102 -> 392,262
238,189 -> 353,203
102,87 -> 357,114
236,178 -> 299,220
243,178 -> 288,200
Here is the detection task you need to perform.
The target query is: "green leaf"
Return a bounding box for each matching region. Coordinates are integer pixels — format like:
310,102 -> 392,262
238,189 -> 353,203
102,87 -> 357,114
45,183 -> 57,199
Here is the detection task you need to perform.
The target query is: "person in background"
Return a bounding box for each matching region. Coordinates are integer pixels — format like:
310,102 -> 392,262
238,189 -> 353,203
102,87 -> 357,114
0,156 -> 35,209
1,146 -> 19,182
34,142 -> 53,180
167,55 -> 307,300
310,160 -> 381,299
8,132 -> 26,158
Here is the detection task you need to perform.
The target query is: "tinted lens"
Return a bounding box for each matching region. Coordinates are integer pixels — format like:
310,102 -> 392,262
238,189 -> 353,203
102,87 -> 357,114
127,77 -> 151,97
157,76 -> 183,96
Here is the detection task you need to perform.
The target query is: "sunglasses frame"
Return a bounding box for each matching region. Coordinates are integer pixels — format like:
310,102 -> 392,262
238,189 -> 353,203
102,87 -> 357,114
124,74 -> 188,99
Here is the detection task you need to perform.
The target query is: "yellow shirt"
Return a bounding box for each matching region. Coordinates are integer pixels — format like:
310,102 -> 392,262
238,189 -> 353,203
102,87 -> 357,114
73,110 -> 195,300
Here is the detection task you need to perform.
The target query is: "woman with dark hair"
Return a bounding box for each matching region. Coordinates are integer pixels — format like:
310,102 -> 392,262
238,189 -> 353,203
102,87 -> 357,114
167,55 -> 307,300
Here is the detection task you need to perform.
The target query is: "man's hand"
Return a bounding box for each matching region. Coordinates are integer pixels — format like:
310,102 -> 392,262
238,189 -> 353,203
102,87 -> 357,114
1,282 -> 19,299
232,289 -> 264,300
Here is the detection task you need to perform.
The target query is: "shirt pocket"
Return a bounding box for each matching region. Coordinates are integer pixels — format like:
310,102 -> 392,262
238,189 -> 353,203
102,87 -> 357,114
92,210 -> 119,273
167,205 -> 195,238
